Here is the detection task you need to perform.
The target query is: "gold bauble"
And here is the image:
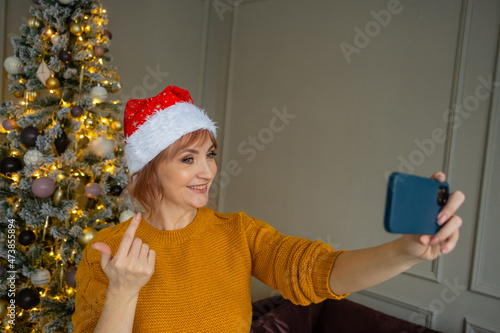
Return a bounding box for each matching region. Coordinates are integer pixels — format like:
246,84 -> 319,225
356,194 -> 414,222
12,200 -> 21,215
111,120 -> 123,131
24,90 -> 37,101
53,188 -> 64,206
13,91 -> 23,98
84,117 -> 95,128
0,299 -> 8,320
27,17 -> 41,29
70,23 -> 83,36
46,77 -> 60,89
78,227 -> 97,246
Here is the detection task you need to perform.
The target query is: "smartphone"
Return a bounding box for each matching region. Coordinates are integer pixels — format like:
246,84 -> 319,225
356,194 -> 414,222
384,172 -> 449,235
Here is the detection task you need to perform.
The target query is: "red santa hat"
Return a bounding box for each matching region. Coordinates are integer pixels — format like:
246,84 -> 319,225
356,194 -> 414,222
123,85 -> 217,174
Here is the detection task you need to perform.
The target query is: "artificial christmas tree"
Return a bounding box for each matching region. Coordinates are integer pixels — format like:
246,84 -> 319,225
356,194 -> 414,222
0,1 -> 133,332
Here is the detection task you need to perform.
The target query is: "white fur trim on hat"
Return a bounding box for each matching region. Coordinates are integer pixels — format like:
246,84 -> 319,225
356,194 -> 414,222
125,102 -> 217,174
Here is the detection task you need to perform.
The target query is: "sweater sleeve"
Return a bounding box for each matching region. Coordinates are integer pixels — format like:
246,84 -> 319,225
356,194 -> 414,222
241,213 -> 349,305
71,228 -> 119,333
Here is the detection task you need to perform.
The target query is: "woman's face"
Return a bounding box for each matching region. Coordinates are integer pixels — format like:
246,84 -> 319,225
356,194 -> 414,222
156,136 -> 217,210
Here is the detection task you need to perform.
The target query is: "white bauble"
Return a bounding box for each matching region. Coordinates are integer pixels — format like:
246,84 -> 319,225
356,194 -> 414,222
90,85 -> 108,103
57,0 -> 74,4
120,210 -> 136,223
31,268 -> 51,287
90,137 -> 114,157
3,56 -> 24,74
23,149 -> 44,166
50,34 -> 61,45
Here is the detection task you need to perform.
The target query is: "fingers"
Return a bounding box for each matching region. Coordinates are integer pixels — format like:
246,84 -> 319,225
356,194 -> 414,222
92,242 -> 112,267
431,171 -> 446,182
437,190 -> 465,225
430,215 -> 462,250
116,212 -> 141,257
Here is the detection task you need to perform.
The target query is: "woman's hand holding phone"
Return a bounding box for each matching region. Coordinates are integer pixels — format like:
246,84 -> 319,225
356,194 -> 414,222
398,172 -> 465,260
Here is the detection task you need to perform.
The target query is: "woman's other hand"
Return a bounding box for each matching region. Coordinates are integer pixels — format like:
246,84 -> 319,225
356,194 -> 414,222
399,171 -> 465,261
92,213 -> 156,298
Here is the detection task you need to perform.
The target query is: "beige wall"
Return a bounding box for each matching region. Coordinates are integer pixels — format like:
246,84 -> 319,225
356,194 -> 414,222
2,0 -> 499,332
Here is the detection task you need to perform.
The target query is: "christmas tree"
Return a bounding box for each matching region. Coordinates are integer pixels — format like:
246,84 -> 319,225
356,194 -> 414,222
0,0 -> 134,331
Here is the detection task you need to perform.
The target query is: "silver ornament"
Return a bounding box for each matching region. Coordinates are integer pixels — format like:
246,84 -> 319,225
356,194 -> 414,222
4,56 -> 24,74
120,210 -> 136,223
31,268 -> 51,287
90,85 -> 108,103
23,149 -> 44,166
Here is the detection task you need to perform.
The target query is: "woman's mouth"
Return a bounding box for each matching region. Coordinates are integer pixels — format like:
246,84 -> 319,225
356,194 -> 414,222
187,184 -> 208,193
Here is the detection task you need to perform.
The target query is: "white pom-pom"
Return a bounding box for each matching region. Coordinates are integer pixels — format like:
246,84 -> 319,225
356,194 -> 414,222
23,149 -> 44,166
4,56 -> 24,74
120,210 -> 136,222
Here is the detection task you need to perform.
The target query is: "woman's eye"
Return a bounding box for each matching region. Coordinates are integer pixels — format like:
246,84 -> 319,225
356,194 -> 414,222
207,152 -> 218,159
182,157 -> 193,164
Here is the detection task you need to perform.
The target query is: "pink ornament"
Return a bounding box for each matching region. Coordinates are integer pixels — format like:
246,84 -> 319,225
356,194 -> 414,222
85,183 -> 102,198
2,119 -> 17,130
32,177 -> 56,198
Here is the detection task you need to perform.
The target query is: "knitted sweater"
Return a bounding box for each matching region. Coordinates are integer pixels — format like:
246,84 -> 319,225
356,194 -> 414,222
72,207 -> 347,332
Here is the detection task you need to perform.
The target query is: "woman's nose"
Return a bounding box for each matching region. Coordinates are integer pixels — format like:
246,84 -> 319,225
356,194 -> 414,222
197,159 -> 216,180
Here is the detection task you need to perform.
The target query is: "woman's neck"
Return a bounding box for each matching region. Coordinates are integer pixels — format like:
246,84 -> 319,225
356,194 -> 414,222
143,205 -> 198,231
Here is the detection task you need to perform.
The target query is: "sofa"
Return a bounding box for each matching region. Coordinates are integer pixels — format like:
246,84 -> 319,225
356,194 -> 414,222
250,295 -> 440,333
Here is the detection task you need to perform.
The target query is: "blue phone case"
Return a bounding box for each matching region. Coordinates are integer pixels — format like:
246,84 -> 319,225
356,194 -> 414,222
384,172 -> 449,235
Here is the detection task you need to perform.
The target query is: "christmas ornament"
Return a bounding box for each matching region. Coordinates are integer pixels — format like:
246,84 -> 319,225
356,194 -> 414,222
58,0 -> 74,4
17,288 -> 40,310
93,45 -> 105,57
20,126 -> 40,147
70,105 -> 84,117
12,199 -> 22,215
120,210 -> 136,222
54,130 -> 70,155
109,185 -> 123,196
42,215 -> 50,241
69,245 -> 78,262
104,29 -> 113,40
36,60 -> 51,85
18,230 -> 36,246
0,156 -> 23,174
46,76 -> 60,89
13,91 -> 23,98
23,149 -> 43,166
24,90 -> 38,101
123,85 -> 217,174
53,188 -> 64,206
2,119 -> 17,130
111,120 -> 123,131
90,85 -> 108,103
70,23 -> 83,36
78,227 -> 97,246
65,266 -> 77,287
51,33 -> 61,45
85,182 -> 102,198
59,50 -> 72,63
32,177 -> 56,198
41,27 -> 54,38
91,137 -> 114,157
0,266 -> 6,277
84,116 -> 95,128
31,268 -> 51,287
0,299 -> 8,320
27,16 -> 41,29
3,56 -> 24,74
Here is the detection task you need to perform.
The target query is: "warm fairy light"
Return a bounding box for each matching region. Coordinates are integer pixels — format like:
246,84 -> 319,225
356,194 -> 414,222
49,90 -> 55,94
80,171 -> 85,176
11,151 -> 18,156
50,250 -> 54,256
97,205 -> 104,210
64,238 -> 67,242
20,101 -> 26,105
18,310 -> 23,317
78,36 -> 83,41
11,174 -> 19,182
34,173 -> 40,178
103,9 -> 106,13
51,165 -> 57,171
98,58 -> 103,65
88,67 -> 95,73
74,172 -> 79,176
84,15 -> 89,19
72,210 -> 77,214
113,100 -> 119,104
58,174 -> 64,180
19,78 -> 26,83
101,117 -> 108,124
103,80 -> 108,85
80,134 -> 85,138
93,98 -> 100,104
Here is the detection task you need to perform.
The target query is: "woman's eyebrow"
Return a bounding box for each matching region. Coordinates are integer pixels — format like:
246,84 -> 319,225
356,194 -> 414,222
178,145 -> 215,155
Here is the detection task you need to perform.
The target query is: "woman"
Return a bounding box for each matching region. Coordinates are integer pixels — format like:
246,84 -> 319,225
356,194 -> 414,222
72,85 -> 464,332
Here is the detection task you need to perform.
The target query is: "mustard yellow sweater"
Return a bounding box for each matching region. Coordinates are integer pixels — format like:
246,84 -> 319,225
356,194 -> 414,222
72,207 -> 347,332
